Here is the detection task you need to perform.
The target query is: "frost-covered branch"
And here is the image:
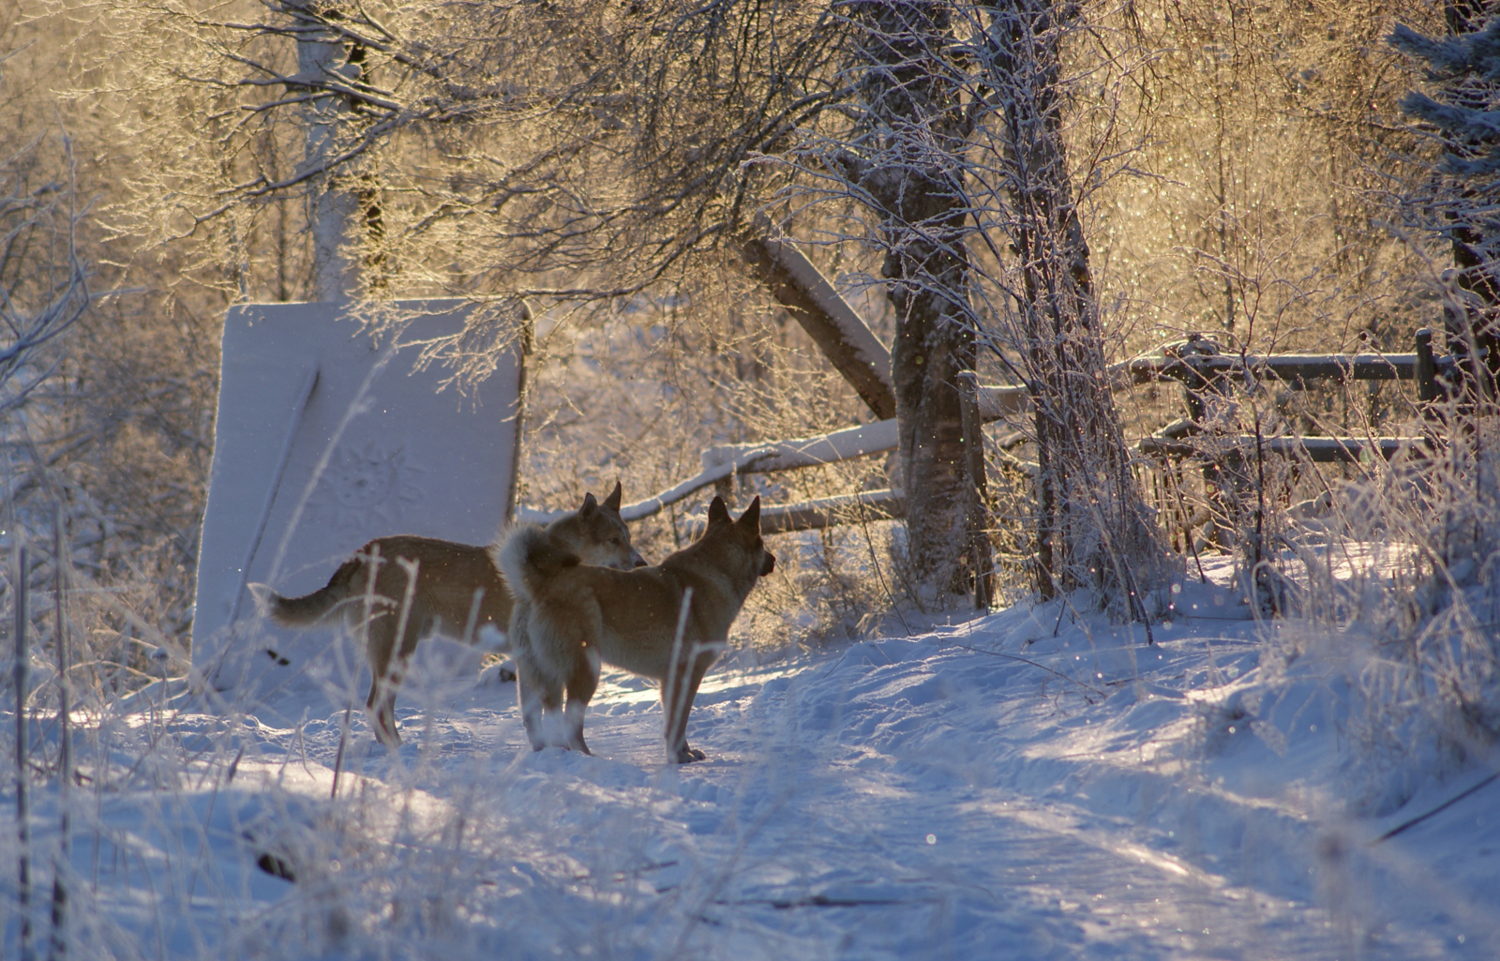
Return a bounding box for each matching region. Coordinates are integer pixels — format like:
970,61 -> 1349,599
0,134 -> 89,416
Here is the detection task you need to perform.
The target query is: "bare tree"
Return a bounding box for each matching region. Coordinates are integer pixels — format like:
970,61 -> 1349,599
104,0 -> 638,298
0,6 -> 240,664
288,0 -> 369,301
0,134 -> 88,417
978,1 -> 1165,599
773,1 -> 1167,603
837,1 -> 984,603
109,0 -> 1171,609
606,0 -> 1168,604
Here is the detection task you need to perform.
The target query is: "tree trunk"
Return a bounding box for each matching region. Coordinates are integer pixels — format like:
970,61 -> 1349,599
985,0 -> 1165,601
1445,0 -> 1500,400
290,2 -> 362,302
854,1 -> 984,605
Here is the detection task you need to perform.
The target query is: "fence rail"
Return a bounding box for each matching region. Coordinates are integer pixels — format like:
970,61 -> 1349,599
1138,435 -> 1422,464
519,331 -> 1449,531
1127,352 -> 1417,387
1129,333 -> 1439,466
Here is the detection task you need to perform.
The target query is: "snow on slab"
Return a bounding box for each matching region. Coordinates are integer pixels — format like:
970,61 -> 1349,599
191,299 -> 524,695
7,596 -> 1499,959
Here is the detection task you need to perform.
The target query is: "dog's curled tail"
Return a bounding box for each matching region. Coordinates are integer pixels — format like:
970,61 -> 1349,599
250,557 -> 361,626
497,524 -> 580,605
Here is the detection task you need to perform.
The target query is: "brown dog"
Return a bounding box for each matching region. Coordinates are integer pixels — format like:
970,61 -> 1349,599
253,484 -> 644,746
499,496 -> 775,763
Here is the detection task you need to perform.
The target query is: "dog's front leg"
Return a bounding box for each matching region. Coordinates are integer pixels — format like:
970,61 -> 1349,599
662,655 -> 711,764
364,615 -> 404,748
366,676 -> 403,748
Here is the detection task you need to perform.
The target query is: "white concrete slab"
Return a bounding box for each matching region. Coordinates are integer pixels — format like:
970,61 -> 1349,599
191,299 -> 525,694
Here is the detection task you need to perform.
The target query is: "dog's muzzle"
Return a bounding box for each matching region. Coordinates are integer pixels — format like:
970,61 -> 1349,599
760,551 -> 776,576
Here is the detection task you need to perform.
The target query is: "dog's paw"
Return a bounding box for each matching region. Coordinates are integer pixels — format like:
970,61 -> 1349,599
478,659 -> 517,685
673,746 -> 707,764
256,851 -> 297,882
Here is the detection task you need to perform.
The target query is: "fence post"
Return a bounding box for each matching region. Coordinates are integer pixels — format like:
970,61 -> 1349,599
1416,328 -> 1438,404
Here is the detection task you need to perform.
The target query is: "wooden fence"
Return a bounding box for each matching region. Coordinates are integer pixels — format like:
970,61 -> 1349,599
520,330 -> 1447,537
518,228 -> 1463,546
1128,331 -> 1431,465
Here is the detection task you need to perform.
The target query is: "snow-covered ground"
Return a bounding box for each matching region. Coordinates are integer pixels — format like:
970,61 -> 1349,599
4,564 -> 1499,960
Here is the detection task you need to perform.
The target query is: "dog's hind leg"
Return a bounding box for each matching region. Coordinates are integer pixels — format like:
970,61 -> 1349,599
562,645 -> 600,756
511,605 -> 566,751
514,650 -> 560,751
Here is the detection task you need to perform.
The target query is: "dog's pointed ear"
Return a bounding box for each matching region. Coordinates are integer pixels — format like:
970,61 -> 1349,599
580,491 -> 598,516
603,481 -> 622,513
708,496 -> 731,526
737,496 -> 762,531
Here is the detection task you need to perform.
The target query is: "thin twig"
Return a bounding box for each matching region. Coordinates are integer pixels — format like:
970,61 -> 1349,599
1373,771 -> 1500,844
48,506 -> 69,961
333,544 -> 382,800
941,638 -> 1105,701
16,543 -> 34,961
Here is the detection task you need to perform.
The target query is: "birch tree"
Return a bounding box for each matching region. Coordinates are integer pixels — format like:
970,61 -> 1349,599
105,1 -> 610,298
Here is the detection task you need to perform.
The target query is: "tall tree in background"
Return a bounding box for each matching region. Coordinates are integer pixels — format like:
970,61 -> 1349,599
288,0 -> 372,301
844,2 -> 984,602
789,1 -> 1166,601
1389,8 -> 1500,576
1390,10 -> 1500,400
105,1 -> 598,298
980,1 -> 1165,598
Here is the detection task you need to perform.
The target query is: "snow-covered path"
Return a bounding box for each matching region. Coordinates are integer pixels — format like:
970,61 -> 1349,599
428,621 -> 1479,961
6,590 -> 1499,959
